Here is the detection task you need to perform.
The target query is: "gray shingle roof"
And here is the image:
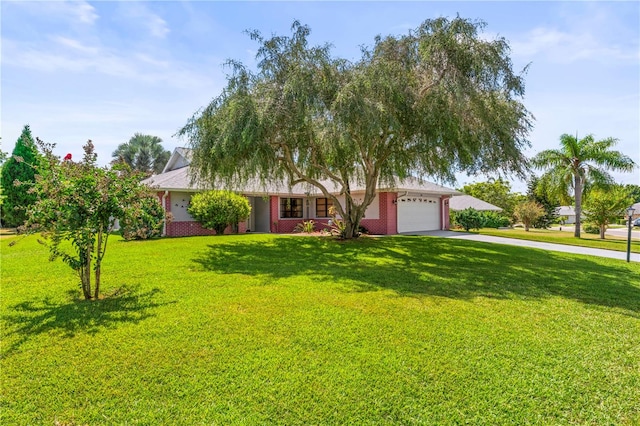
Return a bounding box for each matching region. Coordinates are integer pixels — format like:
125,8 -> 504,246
142,165 -> 460,196
449,195 -> 503,211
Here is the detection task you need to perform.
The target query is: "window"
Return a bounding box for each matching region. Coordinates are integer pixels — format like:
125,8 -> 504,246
280,197 -> 303,218
316,198 -> 333,218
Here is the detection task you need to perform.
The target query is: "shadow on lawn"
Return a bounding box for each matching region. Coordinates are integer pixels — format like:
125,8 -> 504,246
2,286 -> 173,357
193,236 -> 640,315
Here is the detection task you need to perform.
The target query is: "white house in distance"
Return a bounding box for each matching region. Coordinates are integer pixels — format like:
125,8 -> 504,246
142,148 -> 460,236
555,205 -> 578,224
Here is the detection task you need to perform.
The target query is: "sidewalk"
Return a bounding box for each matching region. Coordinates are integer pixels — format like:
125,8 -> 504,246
405,230 -> 640,262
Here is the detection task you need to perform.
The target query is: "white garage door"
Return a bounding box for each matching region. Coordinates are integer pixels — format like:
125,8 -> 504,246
397,197 -> 440,233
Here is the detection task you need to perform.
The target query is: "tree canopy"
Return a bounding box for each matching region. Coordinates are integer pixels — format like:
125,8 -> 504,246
180,18 -> 533,238
1,125 -> 40,227
583,186 -> 633,239
112,133 -> 170,176
461,178 -> 523,220
532,133 -> 635,237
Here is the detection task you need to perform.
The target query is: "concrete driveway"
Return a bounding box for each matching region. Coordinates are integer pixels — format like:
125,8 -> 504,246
403,230 -> 640,262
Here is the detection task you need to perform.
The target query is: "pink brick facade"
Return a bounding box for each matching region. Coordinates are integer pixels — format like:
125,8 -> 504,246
441,197 -> 450,230
157,190 -> 449,237
159,191 -> 247,237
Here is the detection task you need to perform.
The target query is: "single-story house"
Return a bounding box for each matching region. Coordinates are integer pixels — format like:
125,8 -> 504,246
555,206 -> 578,224
142,148 -> 461,237
627,202 -> 640,220
449,195 -> 503,212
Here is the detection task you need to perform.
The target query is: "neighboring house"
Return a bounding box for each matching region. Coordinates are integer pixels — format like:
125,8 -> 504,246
142,148 -> 460,236
555,206 -> 578,224
627,202 -> 640,220
449,195 -> 503,212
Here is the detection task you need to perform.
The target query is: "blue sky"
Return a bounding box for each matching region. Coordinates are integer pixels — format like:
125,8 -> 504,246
2,1 -> 639,191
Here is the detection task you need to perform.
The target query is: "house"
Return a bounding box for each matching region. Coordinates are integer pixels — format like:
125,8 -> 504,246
142,148 -> 460,236
555,206 -> 578,224
449,195 -> 503,212
627,202 -> 640,220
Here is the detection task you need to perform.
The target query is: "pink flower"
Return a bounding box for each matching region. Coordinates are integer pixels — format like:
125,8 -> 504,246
63,153 -> 72,161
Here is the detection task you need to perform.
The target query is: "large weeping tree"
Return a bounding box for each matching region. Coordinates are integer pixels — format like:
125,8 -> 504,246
180,18 -> 534,239
531,134 -> 635,238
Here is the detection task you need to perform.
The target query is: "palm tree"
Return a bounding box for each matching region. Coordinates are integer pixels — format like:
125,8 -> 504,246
531,133 -> 635,237
112,133 -> 170,176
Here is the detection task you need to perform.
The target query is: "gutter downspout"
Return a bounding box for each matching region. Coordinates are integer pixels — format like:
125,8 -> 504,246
162,191 -> 169,236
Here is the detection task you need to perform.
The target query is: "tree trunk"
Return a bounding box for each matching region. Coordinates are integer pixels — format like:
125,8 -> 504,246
599,225 -> 605,239
94,232 -> 102,299
574,175 -> 582,238
81,248 -> 92,300
524,222 -> 530,231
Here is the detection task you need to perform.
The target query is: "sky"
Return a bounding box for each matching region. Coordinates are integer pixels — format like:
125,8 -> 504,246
2,0 -> 639,192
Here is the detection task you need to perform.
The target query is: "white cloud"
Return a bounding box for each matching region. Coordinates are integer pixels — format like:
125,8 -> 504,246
6,0 -> 98,25
511,27 -> 638,63
509,3 -> 639,64
118,2 -> 170,39
2,36 -> 219,91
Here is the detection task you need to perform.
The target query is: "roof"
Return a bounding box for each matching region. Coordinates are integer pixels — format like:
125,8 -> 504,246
142,165 -> 460,196
449,195 -> 503,211
161,147 -> 192,173
556,205 -> 577,216
144,147 -> 461,196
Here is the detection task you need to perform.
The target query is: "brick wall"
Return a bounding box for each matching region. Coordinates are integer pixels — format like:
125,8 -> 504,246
361,192 -> 395,235
441,196 -> 451,230
162,191 -> 248,237
159,190 -> 454,236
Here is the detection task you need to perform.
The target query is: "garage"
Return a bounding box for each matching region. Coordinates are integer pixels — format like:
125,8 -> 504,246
397,195 -> 441,233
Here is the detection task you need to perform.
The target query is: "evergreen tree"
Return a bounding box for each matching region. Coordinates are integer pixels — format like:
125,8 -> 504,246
1,125 -> 39,227
527,175 -> 558,229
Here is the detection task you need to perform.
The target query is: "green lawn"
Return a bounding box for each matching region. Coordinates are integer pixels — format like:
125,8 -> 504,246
2,234 -> 639,424
460,227 -> 640,253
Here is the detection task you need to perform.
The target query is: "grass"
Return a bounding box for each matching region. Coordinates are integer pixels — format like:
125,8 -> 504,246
2,233 -> 640,424
460,227 -> 640,253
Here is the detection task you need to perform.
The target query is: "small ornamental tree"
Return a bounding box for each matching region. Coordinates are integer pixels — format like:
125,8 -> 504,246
188,190 -> 251,235
22,138 -> 163,300
514,200 -> 546,231
1,125 -> 40,227
583,187 -> 633,239
453,208 -> 484,231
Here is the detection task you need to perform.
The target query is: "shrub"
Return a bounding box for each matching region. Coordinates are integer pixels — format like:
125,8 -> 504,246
327,205 -> 348,238
453,208 -> 484,231
120,195 -> 168,240
481,211 -> 511,228
188,190 -> 251,235
583,223 -> 600,234
294,220 -> 316,233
